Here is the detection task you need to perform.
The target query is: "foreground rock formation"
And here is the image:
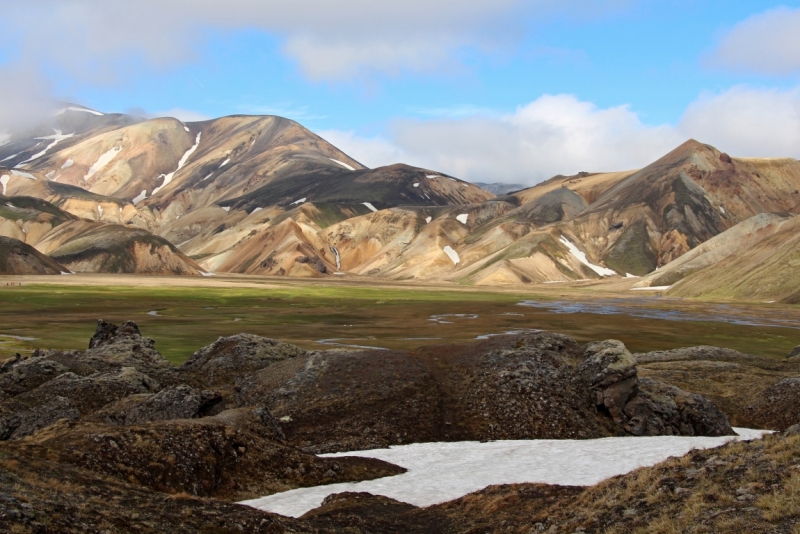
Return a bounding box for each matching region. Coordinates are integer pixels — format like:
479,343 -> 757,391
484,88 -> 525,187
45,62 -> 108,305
2,320 -> 798,532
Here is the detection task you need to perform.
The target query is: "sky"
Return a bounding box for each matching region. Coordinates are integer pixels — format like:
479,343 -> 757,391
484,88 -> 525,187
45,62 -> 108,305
2,0 -> 800,185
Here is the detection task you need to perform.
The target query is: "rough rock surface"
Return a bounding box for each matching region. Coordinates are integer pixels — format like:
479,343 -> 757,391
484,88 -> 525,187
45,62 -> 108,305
91,384 -> 224,425
788,345 -> 800,359
180,333 -> 306,392
635,345 -> 800,427
0,352 -> 70,399
0,367 -> 159,418
0,396 -> 79,440
34,319 -> 181,386
236,332 -> 732,453
745,377 -> 800,430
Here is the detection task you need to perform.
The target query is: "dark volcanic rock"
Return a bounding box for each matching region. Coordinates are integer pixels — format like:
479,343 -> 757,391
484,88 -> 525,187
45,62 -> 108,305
181,334 -> 306,391
625,378 -> 734,436
295,255 -> 327,273
745,377 -> 800,430
18,416 -> 405,500
235,332 -> 733,453
0,352 -> 70,398
582,340 -> 734,436
34,319 -> 181,385
788,345 -> 800,360
0,367 -> 160,418
91,385 -> 224,426
580,340 -> 638,423
0,396 -> 79,440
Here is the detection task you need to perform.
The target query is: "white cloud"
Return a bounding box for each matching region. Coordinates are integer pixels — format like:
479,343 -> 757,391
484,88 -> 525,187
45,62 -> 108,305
708,7 -> 800,75
0,65 -> 60,136
315,130 -> 407,169
4,0 -> 626,83
326,95 -> 682,184
678,86 -> 800,158
151,108 -> 212,123
323,88 -> 800,185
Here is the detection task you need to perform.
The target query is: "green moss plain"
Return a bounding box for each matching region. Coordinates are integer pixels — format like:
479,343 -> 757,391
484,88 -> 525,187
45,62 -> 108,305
0,280 -> 797,364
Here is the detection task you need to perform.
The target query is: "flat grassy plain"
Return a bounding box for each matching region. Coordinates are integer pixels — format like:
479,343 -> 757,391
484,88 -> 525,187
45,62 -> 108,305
0,274 -> 798,364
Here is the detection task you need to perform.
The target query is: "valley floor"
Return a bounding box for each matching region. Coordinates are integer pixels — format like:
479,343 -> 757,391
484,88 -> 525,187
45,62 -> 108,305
1,273 -> 798,363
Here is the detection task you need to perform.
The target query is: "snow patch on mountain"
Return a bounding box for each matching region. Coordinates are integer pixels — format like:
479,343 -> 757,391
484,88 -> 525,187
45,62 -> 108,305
443,246 -> 460,265
330,158 -> 355,171
85,146 -> 123,181
152,132 -> 201,195
362,202 -> 378,212
456,213 -> 469,224
559,236 -> 616,277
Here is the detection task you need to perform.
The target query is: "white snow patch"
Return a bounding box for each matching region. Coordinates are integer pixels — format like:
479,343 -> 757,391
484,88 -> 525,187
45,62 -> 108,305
200,271 -> 216,277
60,159 -> 74,169
56,106 -> 104,116
219,158 -> 230,168
45,171 -> 55,179
425,216 -> 432,224
85,146 -> 123,181
147,311 -> 161,316
448,177 -> 457,181
558,236 -> 617,277
221,206 -> 230,212
132,190 -> 147,205
11,170 -> 34,180
60,271 -> 74,275
456,213 -> 469,224
626,273 -> 639,278
426,174 -> 439,179
152,132 -> 201,195
443,246 -> 460,265
413,182 -> 420,187
362,202 -> 378,212
631,286 -> 672,291
97,205 -> 103,218
202,173 -> 214,181
330,158 -> 355,171
719,206 -> 726,214
184,126 -> 190,132
21,130 -> 75,164
1,153 -> 19,163
291,198 -> 307,206
0,175 -> 9,196
241,429 -> 768,518
251,207 -> 263,215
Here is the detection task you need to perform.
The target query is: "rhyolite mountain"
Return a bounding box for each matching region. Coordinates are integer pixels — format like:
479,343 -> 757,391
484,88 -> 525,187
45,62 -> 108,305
1,105 -> 799,298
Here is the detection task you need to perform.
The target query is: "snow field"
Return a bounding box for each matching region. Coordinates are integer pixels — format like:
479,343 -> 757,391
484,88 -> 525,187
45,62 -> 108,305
456,213 -> 469,224
85,146 -> 123,181
241,429 -> 768,518
362,202 -> 378,212
152,132 -> 201,195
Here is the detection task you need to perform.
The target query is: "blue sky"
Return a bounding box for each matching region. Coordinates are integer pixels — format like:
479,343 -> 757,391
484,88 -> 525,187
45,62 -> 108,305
3,1 -> 800,184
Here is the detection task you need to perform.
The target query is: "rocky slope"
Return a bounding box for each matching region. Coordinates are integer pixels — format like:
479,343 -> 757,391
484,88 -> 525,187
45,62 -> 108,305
1,320 -> 798,532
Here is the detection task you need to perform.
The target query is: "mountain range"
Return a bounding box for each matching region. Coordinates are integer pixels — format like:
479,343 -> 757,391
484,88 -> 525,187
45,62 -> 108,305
1,105 -> 799,300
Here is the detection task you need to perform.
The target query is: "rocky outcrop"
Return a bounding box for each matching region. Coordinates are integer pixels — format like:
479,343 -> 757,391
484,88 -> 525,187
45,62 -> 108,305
745,377 -> 800,430
35,319 -> 181,386
581,340 -> 734,436
788,346 -> 800,360
91,385 -> 224,426
1,367 -> 160,419
235,332 -> 733,453
0,396 -> 79,440
180,334 -> 306,391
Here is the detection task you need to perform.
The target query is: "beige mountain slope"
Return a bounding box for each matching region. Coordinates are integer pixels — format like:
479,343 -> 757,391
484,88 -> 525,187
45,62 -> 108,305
0,194 -> 77,245
4,106 -> 800,289
634,212 -> 793,288
663,213 -> 800,303
37,221 -> 204,275
0,236 -> 67,275
1,167 -> 152,228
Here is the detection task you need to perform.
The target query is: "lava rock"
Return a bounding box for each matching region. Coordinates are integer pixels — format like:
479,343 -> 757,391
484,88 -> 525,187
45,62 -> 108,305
0,396 -> 79,440
91,385 -> 224,426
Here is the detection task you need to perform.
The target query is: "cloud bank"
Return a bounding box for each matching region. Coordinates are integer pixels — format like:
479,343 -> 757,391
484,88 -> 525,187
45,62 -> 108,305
708,6 -> 800,76
323,87 -> 800,185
